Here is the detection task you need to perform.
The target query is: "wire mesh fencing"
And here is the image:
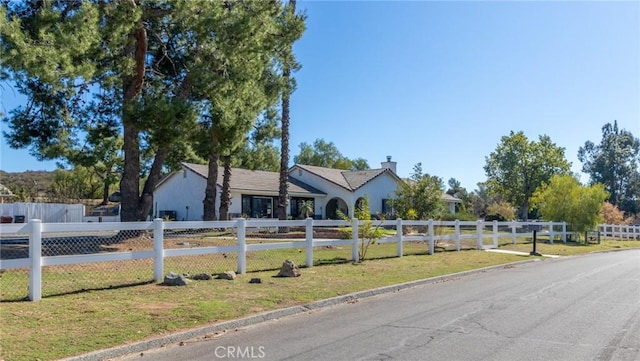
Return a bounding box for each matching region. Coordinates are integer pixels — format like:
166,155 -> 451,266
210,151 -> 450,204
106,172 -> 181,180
1,219 -> 569,301
163,225 -> 238,278
244,224 -> 307,272
41,230 -> 155,297
1,227 -> 30,301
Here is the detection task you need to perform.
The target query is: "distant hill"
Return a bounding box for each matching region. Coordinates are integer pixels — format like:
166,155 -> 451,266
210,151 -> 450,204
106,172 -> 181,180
0,170 -> 56,198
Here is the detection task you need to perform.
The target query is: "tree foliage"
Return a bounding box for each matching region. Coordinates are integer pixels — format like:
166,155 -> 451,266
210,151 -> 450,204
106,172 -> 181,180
485,201 -> 516,221
1,1 -> 305,222
0,170 -> 55,202
484,131 -> 571,220
1,0 -> 199,221
277,0 -> 300,221
468,182 -> 492,219
600,202 -> 631,225
189,0 -> 305,220
531,175 -> 608,235
294,138 -> 369,170
393,163 -> 445,220
337,196 -> 383,261
446,177 -> 471,213
299,200 -> 314,218
578,121 -> 640,215
49,167 -> 102,203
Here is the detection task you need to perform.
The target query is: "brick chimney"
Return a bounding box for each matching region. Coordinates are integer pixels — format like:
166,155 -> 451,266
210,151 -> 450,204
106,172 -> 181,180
381,156 -> 397,174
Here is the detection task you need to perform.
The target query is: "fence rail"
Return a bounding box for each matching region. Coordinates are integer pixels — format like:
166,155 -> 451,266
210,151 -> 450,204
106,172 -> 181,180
0,218 -> 570,301
599,224 -> 640,240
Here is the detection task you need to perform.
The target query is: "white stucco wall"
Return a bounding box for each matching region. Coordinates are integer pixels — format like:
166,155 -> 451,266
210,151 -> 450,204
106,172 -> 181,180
353,174 -> 400,215
290,167 -> 401,218
290,168 -> 354,217
154,169 -> 302,220
155,167 -> 456,221
153,169 -> 220,221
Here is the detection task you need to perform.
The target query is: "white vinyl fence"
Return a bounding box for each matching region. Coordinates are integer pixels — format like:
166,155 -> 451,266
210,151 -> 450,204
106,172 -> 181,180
1,218 -> 567,301
599,224 -> 640,240
0,202 -> 85,223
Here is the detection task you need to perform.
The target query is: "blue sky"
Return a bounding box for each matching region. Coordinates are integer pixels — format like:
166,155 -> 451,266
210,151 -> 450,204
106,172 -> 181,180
1,0 -> 639,191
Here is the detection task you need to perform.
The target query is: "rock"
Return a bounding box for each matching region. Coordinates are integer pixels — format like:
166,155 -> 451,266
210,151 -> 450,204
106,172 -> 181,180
191,273 -> 212,280
249,278 -> 262,284
218,271 -> 237,280
276,260 -> 301,277
163,272 -> 189,286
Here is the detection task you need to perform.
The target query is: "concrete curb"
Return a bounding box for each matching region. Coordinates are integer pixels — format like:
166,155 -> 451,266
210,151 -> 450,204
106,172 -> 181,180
59,258 -> 543,361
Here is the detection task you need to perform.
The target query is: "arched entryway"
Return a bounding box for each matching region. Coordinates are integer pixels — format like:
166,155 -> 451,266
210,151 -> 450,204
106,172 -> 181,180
325,197 -> 348,219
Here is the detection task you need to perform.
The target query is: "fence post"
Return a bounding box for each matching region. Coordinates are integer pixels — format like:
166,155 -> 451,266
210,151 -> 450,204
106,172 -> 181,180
237,218 -> 247,274
548,222 -> 554,244
476,220 -> 483,250
454,220 -> 461,251
396,218 -> 403,258
305,218 -> 314,268
562,222 -> 567,243
153,218 -> 164,282
511,221 -> 517,245
428,219 -> 435,255
352,218 -> 359,263
29,219 -> 42,301
492,220 -> 498,248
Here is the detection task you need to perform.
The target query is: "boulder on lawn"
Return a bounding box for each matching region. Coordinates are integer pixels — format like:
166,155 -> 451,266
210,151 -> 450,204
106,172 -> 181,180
191,273 -> 213,281
218,271 -> 237,280
276,260 -> 301,277
163,272 -> 189,286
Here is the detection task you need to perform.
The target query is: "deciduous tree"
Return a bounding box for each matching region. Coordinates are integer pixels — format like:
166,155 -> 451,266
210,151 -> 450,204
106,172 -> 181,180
294,139 -> 369,170
394,163 -> 445,220
600,202 -> 630,225
484,131 -> 571,220
531,175 -> 608,236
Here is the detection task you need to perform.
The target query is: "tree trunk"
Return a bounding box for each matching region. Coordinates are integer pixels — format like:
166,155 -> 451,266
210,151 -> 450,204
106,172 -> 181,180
137,146 -> 169,221
522,200 -> 529,221
120,123 -> 141,222
219,157 -> 232,220
277,79 -> 290,221
119,11 -> 147,222
101,177 -> 110,206
277,0 -> 296,223
203,153 -> 219,221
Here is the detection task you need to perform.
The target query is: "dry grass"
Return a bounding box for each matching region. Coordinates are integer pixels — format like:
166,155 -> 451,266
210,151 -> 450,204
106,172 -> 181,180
0,238 -> 637,361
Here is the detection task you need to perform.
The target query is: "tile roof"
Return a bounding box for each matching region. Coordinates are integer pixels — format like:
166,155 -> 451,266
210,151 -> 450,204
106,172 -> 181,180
293,164 -> 396,191
181,163 -> 325,196
441,193 -> 463,203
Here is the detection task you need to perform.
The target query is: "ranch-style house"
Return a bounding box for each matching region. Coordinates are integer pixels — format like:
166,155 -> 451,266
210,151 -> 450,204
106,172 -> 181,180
153,157 -> 461,221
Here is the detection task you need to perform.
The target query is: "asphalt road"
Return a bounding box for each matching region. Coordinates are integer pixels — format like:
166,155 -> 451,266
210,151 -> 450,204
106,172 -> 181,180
114,250 -> 640,361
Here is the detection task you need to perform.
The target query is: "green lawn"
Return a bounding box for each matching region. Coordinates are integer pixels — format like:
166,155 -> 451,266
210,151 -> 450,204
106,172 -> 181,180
0,239 -> 637,361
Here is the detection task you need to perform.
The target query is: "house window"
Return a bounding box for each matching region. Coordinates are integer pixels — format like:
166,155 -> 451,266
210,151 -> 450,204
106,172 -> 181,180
291,197 -> 314,219
382,199 -> 396,218
241,195 -> 275,218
